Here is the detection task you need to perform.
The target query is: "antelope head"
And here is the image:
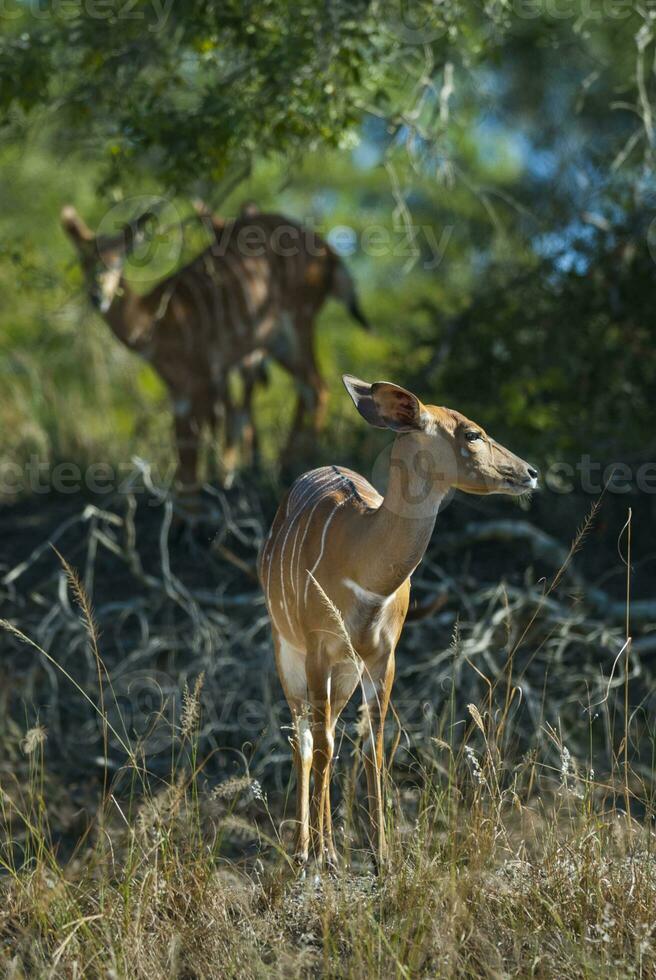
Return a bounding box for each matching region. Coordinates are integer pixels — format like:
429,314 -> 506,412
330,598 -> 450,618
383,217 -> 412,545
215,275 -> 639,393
343,375 -> 538,498
61,205 -> 157,313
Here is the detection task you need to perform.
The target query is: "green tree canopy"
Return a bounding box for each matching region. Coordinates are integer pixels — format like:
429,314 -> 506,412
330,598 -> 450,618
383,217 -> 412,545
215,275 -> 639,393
5,0 -> 654,199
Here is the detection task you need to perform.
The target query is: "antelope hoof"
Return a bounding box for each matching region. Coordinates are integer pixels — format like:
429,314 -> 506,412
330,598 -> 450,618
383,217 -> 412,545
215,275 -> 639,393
293,851 -> 309,876
324,846 -> 339,876
315,849 -> 339,877
325,858 -> 339,879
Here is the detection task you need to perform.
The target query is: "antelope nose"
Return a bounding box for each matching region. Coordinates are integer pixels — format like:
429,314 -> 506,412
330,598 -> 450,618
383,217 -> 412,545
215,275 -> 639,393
526,465 -> 538,483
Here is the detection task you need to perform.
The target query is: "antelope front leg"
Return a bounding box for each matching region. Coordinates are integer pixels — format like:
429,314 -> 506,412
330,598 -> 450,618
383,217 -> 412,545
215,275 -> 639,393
323,772 -> 338,868
219,387 -> 239,481
296,323 -> 328,435
277,335 -> 327,462
362,654 -> 395,869
323,678 -> 358,869
292,710 -> 313,867
307,652 -> 335,870
240,366 -> 261,469
309,699 -> 333,867
172,405 -> 202,494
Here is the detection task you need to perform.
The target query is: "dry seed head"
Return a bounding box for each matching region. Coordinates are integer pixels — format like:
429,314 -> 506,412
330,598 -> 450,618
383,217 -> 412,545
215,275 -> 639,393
222,815 -> 259,840
212,776 -> 256,801
21,725 -> 47,755
560,745 -> 571,786
467,703 -> 485,734
356,704 -> 371,740
465,745 -> 486,785
181,671 -> 205,738
432,737 -> 452,752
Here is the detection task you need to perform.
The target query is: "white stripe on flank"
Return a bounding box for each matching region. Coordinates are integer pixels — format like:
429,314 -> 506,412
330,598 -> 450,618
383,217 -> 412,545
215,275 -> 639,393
279,486 -> 330,637
289,475 -> 342,597
293,479 -> 345,615
265,512 -> 287,624
294,497 -> 327,615
287,517 -> 306,598
263,466 -> 370,638
266,472 -> 328,598
288,468 -> 335,517
287,469 -> 319,514
266,471 -> 342,638
278,503 -> 306,634
303,499 -> 343,606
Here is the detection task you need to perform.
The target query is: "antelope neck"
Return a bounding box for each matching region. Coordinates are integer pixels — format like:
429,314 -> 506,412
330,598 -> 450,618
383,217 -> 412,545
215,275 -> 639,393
356,432 -> 448,597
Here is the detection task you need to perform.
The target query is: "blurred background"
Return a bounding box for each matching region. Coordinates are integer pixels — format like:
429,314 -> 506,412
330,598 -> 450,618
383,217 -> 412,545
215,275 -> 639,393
1,0 -> 656,835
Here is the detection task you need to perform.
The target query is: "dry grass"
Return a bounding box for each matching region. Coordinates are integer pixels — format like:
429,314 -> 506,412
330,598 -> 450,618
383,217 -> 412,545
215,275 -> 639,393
1,490 -> 656,978
1,711 -> 656,979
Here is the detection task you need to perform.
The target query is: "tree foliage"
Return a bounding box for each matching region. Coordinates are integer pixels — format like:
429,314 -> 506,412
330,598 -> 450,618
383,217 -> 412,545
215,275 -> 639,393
0,0 -> 521,191
417,211 -> 656,463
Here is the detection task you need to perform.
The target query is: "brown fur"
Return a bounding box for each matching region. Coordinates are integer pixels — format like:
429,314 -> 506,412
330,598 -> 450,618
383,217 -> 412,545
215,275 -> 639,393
62,205 -> 368,488
259,375 -> 537,868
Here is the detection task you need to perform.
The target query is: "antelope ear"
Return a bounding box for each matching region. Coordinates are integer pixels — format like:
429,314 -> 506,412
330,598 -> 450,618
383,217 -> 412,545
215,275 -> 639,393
342,374 -> 386,428
342,375 -> 428,432
192,198 -> 224,236
60,206 -> 93,245
192,198 -> 212,220
371,381 -> 428,431
123,208 -> 159,252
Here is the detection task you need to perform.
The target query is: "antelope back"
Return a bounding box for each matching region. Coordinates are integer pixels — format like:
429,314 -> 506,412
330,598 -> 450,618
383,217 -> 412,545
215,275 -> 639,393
259,466 -> 382,645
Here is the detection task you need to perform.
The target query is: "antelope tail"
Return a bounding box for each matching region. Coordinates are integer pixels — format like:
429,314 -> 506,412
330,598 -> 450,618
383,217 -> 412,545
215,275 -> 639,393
332,261 -> 371,331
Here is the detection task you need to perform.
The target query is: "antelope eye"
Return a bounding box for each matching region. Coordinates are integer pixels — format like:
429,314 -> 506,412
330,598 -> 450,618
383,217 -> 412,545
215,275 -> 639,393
465,431 -> 482,443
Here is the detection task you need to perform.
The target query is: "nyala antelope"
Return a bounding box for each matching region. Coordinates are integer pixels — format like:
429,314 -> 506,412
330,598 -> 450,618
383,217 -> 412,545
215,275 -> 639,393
61,203 -> 369,489
259,375 -> 538,869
